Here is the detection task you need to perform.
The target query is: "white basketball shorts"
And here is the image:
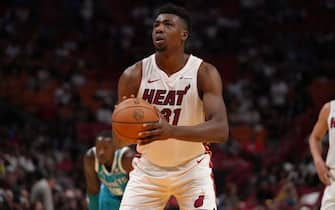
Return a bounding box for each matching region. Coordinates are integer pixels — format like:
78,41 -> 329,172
119,153 -> 217,210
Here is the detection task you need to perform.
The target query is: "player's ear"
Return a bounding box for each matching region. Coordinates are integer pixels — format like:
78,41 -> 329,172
181,30 -> 188,41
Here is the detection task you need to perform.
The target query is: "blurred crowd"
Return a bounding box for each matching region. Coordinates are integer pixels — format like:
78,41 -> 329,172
0,0 -> 335,209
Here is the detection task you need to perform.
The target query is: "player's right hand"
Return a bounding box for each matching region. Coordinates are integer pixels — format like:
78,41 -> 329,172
315,159 -> 333,185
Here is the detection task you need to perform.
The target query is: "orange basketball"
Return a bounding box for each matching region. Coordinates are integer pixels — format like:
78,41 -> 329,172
112,98 -> 160,144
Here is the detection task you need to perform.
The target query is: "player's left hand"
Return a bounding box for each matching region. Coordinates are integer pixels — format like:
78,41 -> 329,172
137,117 -> 174,145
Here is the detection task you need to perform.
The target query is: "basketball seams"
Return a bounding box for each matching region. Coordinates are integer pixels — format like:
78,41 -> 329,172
113,105 -> 156,114
112,121 -> 158,124
112,98 -> 159,141
112,106 -> 159,122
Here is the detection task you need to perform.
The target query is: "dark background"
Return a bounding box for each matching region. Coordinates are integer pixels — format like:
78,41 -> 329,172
0,0 -> 334,209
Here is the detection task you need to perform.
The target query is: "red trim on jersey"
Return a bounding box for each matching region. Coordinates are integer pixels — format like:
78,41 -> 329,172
204,143 -> 217,199
203,143 -> 212,154
331,117 -> 335,128
203,143 -> 213,164
135,153 -> 142,158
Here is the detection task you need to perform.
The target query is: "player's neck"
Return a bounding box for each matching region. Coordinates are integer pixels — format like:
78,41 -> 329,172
104,163 -> 113,172
103,157 -> 114,172
155,50 -> 189,76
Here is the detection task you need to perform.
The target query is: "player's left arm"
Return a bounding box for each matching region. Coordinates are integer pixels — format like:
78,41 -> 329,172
121,147 -> 136,174
196,62 -> 229,142
139,62 -> 229,143
84,148 -> 100,210
309,102 -> 332,185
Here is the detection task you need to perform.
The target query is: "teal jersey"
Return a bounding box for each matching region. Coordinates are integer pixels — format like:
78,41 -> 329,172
94,147 -> 129,196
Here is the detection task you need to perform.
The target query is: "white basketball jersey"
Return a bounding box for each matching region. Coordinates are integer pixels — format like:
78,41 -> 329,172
137,54 -> 206,167
326,100 -> 335,168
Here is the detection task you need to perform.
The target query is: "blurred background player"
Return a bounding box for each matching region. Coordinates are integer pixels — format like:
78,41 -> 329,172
83,130 -> 135,210
30,172 -> 56,210
309,100 -> 335,210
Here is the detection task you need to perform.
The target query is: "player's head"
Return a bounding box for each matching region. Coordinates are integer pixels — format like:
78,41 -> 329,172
95,130 -> 115,166
152,4 -> 191,52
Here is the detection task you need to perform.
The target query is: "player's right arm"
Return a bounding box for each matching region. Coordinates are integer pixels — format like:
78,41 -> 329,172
309,102 -> 331,185
117,62 -> 142,102
116,62 -> 142,144
84,148 -> 101,210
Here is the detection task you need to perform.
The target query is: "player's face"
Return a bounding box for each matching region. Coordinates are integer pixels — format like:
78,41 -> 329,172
152,14 -> 188,52
95,139 -> 114,166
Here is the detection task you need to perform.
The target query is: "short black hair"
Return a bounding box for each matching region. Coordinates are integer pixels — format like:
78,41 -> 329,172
154,3 -> 191,32
96,130 -> 113,142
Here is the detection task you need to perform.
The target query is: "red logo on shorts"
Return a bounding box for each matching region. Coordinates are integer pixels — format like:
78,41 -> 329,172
194,195 -> 204,208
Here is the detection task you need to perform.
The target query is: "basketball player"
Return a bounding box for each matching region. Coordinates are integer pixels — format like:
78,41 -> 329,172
117,4 -> 229,210
309,100 -> 335,210
83,130 -> 135,210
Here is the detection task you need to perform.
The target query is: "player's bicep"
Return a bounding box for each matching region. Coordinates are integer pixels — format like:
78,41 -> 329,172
203,91 -> 226,121
117,62 -> 142,102
311,103 -> 330,141
83,154 -> 100,194
199,63 -> 227,121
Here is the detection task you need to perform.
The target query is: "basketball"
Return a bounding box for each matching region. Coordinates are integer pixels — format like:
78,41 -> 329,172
112,98 -> 160,144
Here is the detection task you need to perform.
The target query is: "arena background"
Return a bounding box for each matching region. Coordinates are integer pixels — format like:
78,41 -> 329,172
0,0 -> 334,209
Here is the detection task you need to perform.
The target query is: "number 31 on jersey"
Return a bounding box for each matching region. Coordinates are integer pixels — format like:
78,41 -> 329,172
161,108 -> 181,125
